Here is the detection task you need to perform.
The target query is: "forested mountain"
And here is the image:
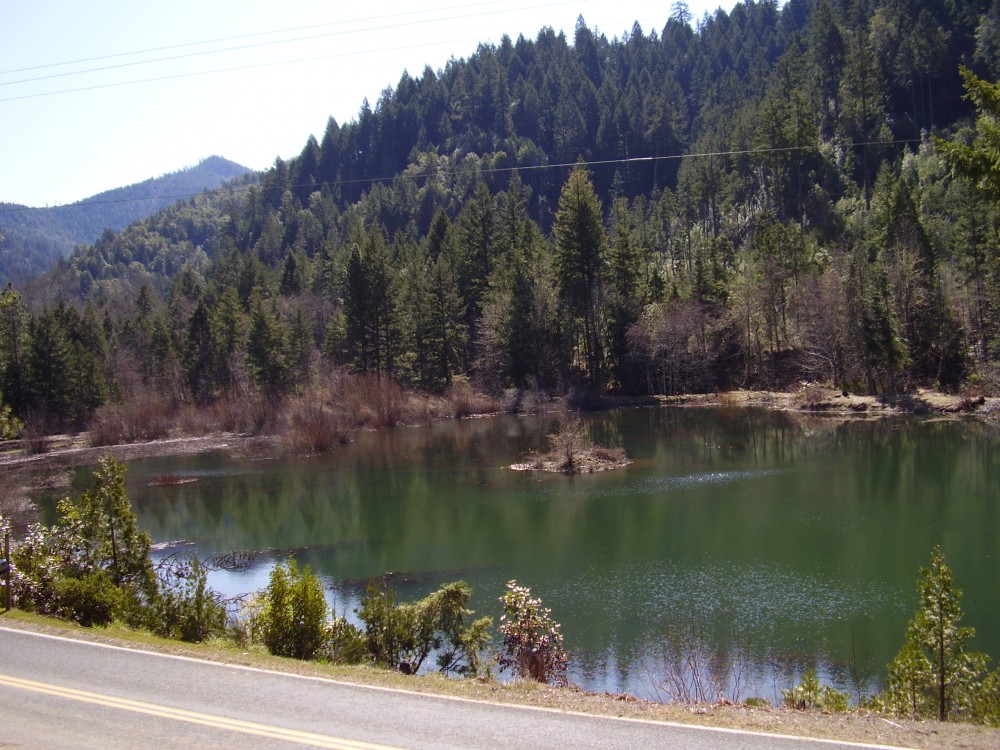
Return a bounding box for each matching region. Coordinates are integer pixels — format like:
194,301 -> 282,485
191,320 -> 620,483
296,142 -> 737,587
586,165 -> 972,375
4,0 -> 1000,433
0,156 -> 250,283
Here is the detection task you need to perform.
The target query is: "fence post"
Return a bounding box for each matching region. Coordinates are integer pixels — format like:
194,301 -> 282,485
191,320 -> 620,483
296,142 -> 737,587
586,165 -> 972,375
3,531 -> 9,612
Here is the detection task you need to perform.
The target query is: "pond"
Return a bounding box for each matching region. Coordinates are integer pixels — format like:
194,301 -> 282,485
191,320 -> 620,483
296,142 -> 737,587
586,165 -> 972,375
41,406 -> 1000,701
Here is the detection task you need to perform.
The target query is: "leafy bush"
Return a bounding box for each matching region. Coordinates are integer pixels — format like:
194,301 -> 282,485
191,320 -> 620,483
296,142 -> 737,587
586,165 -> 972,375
229,593 -> 266,647
495,580 -> 568,685
7,458 -> 158,628
357,583 -> 414,668
407,581 -> 492,676
357,580 -> 492,676
53,571 -> 120,627
260,557 -> 329,659
782,668 -> 850,712
976,669 -> 1000,726
321,616 -> 367,665
6,460 -> 230,643
8,521 -> 76,614
152,556 -> 227,643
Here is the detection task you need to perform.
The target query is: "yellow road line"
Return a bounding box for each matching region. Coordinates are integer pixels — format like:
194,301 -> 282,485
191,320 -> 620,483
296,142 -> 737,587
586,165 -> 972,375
0,673 -> 402,750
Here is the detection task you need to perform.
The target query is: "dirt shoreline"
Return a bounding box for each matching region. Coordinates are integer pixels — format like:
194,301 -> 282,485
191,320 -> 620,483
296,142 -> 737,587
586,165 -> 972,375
655,386 -> 998,417
2,386 -> 995,499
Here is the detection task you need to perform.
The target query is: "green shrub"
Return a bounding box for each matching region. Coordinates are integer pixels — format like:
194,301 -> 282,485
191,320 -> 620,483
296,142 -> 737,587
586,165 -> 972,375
976,669 -> 1000,726
357,584 -> 414,668
0,401 -> 22,440
408,581 -> 492,676
260,557 -> 329,659
56,456 -> 157,602
321,616 -> 367,665
8,521 -> 66,614
357,581 -> 492,676
782,668 -> 849,713
54,571 -> 120,627
152,557 -> 227,643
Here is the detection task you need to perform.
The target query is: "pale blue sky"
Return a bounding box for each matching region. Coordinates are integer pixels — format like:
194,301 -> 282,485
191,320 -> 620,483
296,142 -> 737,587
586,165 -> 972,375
1,0 -> 728,207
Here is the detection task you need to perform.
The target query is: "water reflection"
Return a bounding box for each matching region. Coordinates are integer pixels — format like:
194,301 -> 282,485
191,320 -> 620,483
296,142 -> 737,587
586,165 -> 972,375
37,407 -> 1000,701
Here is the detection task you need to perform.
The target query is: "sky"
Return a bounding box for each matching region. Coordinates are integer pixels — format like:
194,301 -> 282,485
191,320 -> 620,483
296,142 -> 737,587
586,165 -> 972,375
1,0 -> 729,208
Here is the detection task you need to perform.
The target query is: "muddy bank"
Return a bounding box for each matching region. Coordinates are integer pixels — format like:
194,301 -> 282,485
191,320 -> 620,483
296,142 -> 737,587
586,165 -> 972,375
657,386 -> 998,418
2,386 -> 996,523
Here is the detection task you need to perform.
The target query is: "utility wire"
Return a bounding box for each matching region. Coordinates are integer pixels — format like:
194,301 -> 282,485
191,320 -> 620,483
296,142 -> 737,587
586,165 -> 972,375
0,6 -> 664,104
0,35 -> 486,104
0,140 -> 920,215
0,1 -> 663,103
1,0 -> 582,88
0,0 -> 575,77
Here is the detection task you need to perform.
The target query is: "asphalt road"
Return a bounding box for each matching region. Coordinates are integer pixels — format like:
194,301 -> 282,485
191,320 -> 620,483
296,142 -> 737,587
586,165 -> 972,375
0,626 -> 903,750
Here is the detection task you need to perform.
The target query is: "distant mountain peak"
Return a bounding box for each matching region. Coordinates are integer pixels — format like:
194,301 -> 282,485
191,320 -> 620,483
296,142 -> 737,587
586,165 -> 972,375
0,157 -> 252,283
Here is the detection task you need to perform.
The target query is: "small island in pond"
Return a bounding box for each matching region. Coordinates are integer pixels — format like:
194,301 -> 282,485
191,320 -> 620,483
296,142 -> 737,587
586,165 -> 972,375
510,417 -> 631,475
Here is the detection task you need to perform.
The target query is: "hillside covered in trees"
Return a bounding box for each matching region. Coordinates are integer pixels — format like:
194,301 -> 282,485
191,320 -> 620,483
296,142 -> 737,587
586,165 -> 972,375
0,156 -> 250,284
3,0 -> 1000,436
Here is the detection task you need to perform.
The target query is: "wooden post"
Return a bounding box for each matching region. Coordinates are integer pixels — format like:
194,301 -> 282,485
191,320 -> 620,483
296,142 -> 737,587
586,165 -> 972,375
3,531 -> 9,612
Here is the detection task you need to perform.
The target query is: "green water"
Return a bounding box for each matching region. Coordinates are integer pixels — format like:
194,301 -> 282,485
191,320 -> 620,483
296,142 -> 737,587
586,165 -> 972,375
47,407 -> 1000,699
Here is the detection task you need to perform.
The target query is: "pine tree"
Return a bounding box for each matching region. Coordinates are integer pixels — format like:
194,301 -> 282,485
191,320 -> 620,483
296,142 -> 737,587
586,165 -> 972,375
455,182 -> 498,324
246,292 -> 291,395
885,545 -> 988,721
606,197 -> 643,390
881,179 -> 965,388
184,301 -> 215,403
56,456 -> 156,601
553,167 -> 608,386
210,286 -> 248,396
427,251 -> 467,388
343,227 -> 398,377
0,284 -> 28,418
26,307 -> 73,424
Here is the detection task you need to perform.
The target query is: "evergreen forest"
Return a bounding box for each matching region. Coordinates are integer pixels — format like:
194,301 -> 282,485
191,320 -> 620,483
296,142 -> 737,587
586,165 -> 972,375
4,0 -> 1000,435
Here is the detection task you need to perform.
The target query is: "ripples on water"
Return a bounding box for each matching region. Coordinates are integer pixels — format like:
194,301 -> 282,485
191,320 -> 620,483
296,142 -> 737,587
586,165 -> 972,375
530,468 -> 786,500
557,560 -> 904,702
59,410 -> 999,703
627,468 -> 785,495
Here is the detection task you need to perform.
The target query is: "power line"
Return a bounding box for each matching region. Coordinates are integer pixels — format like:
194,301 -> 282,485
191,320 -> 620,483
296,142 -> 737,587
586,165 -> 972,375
0,1 -> 663,102
0,8 -> 663,104
0,35 -> 485,104
0,0 -> 572,78
1,1 -> 573,88
0,0 -> 593,93
0,140 -> 920,215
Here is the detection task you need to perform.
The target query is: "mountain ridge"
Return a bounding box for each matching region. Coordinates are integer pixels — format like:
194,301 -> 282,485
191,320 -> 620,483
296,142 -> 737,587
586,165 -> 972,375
4,0 -> 1000,430
0,156 -> 251,283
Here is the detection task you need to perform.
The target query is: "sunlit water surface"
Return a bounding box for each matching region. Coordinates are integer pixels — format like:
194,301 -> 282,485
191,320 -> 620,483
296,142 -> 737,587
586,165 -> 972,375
40,407 -> 1000,701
